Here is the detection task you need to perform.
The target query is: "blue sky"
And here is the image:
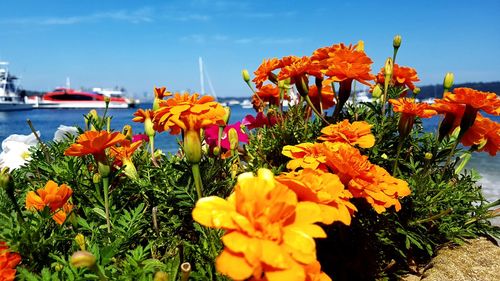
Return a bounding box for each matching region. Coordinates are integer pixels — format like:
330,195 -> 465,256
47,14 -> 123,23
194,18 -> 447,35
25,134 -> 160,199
1,0 -> 499,99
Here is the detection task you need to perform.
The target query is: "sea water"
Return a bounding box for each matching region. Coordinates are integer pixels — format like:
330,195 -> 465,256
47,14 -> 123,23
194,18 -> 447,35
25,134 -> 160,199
1,106 -> 498,204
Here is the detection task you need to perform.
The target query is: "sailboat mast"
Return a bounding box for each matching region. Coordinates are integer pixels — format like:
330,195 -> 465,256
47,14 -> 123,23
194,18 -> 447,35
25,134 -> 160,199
199,57 -> 205,95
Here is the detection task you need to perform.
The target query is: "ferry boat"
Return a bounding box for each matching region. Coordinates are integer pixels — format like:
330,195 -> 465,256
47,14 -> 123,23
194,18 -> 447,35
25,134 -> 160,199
0,62 -> 33,111
27,87 -> 134,109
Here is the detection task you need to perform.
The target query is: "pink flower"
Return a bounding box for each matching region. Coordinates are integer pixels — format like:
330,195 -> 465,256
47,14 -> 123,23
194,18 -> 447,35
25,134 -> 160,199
242,112 -> 279,130
132,134 -> 149,143
205,122 -> 248,151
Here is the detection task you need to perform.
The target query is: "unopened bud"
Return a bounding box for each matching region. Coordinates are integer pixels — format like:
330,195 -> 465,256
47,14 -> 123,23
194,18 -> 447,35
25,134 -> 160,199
393,35 -> 402,48
413,87 -> 421,95
92,173 -> 102,184
122,125 -> 133,141
384,58 -> 393,77
154,271 -> 169,281
381,153 -> 388,160
144,118 -> 155,137
0,168 -> 10,190
104,96 -> 111,104
424,152 -> 433,160
222,107 -> 231,124
242,69 -> 250,83
70,251 -> 96,268
54,263 -> 64,272
356,40 -> 365,52
372,84 -> 383,98
228,128 -> 239,151
75,233 -> 86,251
443,72 -> 454,91
184,130 -> 202,164
213,146 -> 220,156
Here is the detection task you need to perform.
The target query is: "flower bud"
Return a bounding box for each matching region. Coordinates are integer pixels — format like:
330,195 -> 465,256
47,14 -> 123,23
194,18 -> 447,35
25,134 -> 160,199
54,263 -> 64,272
75,233 -> 86,251
443,72 -> 454,92
424,152 -> 433,160
104,96 -> 111,104
92,173 -> 102,184
356,40 -> 365,52
122,125 -> 133,141
180,262 -> 192,281
122,159 -> 139,180
184,130 -> 202,164
222,106 -> 231,124
384,57 -> 393,77
393,35 -> 402,48
154,271 -> 169,281
372,84 -> 383,98
0,168 -> 10,190
144,118 -> 155,137
295,75 -> 309,97
413,87 -> 421,95
70,251 -> 96,268
242,69 -> 251,83
213,146 -> 221,156
381,153 -> 388,160
228,128 -> 239,151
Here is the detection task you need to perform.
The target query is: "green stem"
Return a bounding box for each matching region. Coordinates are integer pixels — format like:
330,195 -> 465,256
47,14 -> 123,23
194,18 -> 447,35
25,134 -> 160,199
191,163 -> 203,199
444,139 -> 459,167
91,264 -> 108,281
149,136 -> 159,167
102,177 -> 111,233
393,138 -> 404,175
6,183 -> 25,222
304,95 -> 329,124
26,119 -> 50,162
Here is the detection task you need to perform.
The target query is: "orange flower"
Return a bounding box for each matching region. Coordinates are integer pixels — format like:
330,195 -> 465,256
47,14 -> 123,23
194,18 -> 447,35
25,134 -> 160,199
26,180 -> 72,212
109,140 -> 142,179
154,93 -> 226,135
132,108 -> 155,123
26,180 -> 73,224
461,114 -> 500,156
320,43 -> 374,87
192,169 -> 328,281
444,88 -> 500,115
308,82 -> 336,111
431,99 -> 465,140
282,142 -> 330,172
389,98 -> 438,138
389,98 -> 437,118
375,64 -> 420,91
318,119 -> 375,148
64,131 -> 126,158
253,58 -> 282,88
324,143 -> 410,213
0,242 -> 21,281
52,203 -> 73,225
251,84 -> 287,111
276,169 -> 357,225
277,56 -> 323,82
154,87 -> 170,100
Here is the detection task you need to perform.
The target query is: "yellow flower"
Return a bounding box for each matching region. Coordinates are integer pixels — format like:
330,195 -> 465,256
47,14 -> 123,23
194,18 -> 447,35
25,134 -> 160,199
192,169 -> 329,280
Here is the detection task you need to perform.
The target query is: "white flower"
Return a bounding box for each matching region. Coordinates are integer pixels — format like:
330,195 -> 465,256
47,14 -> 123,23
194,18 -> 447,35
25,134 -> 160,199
53,125 -> 78,142
0,132 -> 39,171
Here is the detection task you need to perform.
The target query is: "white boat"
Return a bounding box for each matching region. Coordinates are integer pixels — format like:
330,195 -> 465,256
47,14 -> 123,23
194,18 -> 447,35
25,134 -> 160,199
0,62 -> 33,111
240,99 -> 253,109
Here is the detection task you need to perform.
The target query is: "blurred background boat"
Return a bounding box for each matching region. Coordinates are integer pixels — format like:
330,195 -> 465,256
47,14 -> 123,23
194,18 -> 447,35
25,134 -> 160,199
0,62 -> 33,111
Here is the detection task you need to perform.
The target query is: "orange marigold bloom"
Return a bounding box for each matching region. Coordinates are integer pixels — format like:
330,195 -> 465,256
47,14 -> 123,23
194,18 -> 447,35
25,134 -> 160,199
132,108 -> 155,123
389,98 -> 438,138
25,180 -> 72,212
318,119 -> 375,148
253,58 -> 282,88
251,84 -> 287,111
389,98 -> 437,118
375,64 -> 420,91
64,131 -> 126,158
276,169 -> 357,225
282,142 -> 330,172
154,93 -> 226,135
109,140 -> 142,162
324,143 -> 411,213
461,114 -> 500,156
444,88 -> 500,115
0,241 -> 21,281
308,82 -> 336,111
320,43 -> 375,87
26,180 -> 73,225
432,98 -> 466,140
192,169 -> 328,281
154,87 -> 171,99
277,56 -> 323,82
